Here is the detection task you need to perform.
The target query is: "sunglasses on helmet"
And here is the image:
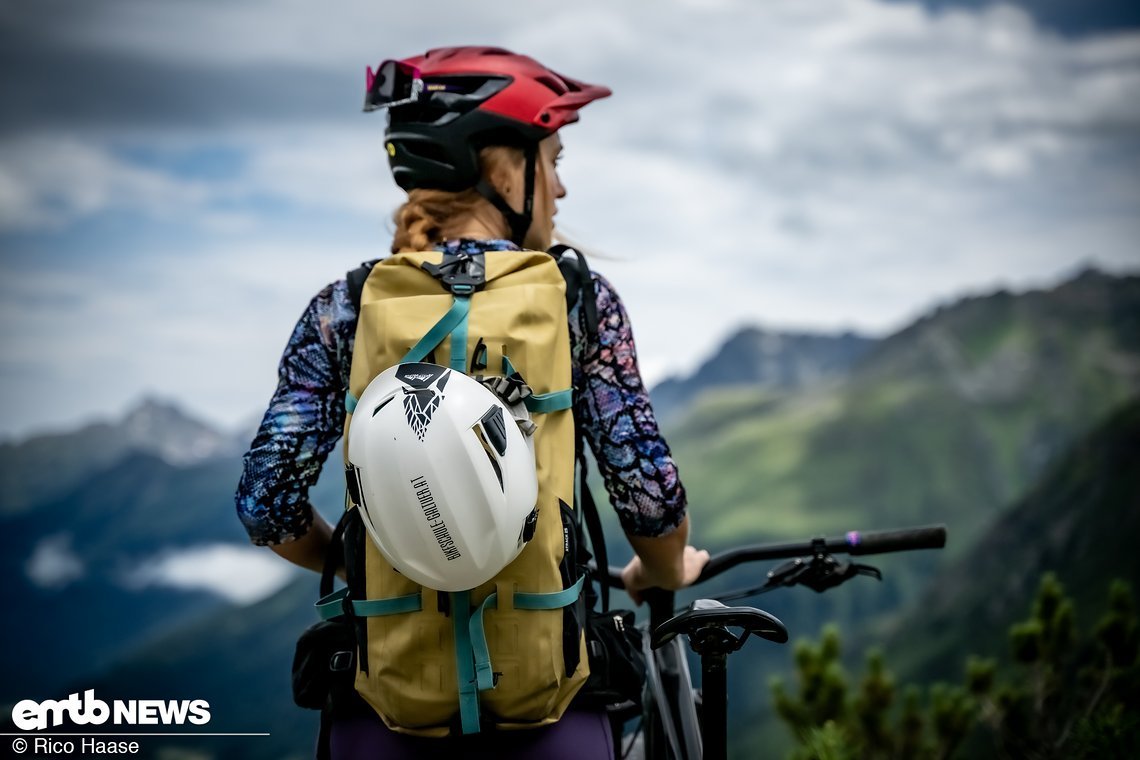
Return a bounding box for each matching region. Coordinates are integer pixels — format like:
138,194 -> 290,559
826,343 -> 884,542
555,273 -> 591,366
364,60 -> 425,111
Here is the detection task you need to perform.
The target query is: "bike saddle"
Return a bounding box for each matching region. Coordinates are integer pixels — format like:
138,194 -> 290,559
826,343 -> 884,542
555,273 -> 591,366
650,599 -> 789,655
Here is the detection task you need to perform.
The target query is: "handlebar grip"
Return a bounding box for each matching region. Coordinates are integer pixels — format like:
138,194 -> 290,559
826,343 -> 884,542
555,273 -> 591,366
843,524 -> 946,556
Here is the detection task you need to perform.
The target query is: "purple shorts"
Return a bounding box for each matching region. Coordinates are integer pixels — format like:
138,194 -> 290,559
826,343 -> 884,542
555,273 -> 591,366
328,708 -> 614,760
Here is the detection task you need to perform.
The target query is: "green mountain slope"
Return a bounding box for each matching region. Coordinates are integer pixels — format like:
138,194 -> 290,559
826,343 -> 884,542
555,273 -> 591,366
669,269 -> 1140,555
733,396 -> 1140,760
882,398 -> 1140,683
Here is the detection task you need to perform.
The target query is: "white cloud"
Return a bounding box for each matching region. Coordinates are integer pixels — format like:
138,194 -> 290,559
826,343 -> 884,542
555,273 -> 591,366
1,0 -> 1139,432
36,0 -> 528,70
0,137 -> 212,231
0,231 -> 386,435
25,533 -> 85,589
241,130 -> 401,217
0,126 -> 400,233
124,543 -> 298,605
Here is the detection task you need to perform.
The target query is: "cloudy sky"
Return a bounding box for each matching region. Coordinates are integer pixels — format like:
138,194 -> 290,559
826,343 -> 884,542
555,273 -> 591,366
2,0 -> 1138,441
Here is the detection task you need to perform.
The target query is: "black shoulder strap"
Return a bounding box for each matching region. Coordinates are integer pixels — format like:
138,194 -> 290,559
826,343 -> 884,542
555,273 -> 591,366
315,509 -> 352,760
550,245 -> 606,608
548,244 -> 598,339
319,509 -> 351,599
577,451 -> 611,613
346,260 -> 380,314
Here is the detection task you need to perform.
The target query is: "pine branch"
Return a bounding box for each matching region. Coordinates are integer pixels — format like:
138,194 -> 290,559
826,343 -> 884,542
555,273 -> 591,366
1055,650 -> 1114,751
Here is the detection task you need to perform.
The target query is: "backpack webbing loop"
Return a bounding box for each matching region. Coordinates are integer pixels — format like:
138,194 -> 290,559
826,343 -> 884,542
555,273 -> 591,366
500,355 -> 573,413
315,588 -> 424,621
468,577 -> 587,693
525,389 -> 574,414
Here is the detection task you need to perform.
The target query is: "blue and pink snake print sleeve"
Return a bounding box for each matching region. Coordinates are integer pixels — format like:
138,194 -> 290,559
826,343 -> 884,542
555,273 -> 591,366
235,240 -> 687,545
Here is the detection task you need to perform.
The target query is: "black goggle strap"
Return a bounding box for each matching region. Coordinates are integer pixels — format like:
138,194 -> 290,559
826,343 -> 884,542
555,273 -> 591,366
473,143 -> 537,248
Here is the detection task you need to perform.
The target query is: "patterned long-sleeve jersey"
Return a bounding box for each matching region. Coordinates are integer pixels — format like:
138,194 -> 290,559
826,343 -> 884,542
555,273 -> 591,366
235,238 -> 687,545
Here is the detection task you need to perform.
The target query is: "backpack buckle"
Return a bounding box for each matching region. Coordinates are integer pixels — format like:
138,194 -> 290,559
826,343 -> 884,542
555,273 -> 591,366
329,650 -> 355,672
421,252 -> 486,296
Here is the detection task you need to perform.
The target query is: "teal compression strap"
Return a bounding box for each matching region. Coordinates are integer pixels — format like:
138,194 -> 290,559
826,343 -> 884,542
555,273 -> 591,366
345,392 -> 358,415
403,297 -> 471,364
449,297 -> 469,372
524,389 -> 573,414
468,576 -> 586,693
515,576 -> 586,610
452,591 -> 481,734
471,592 -> 500,691
353,594 -> 423,617
315,588 -> 422,621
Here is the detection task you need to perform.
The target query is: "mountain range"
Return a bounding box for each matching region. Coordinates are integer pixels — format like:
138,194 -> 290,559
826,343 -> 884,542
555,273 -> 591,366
0,397 -> 248,516
666,267 -> 1139,552
0,407 -> 344,708
649,327 -> 877,424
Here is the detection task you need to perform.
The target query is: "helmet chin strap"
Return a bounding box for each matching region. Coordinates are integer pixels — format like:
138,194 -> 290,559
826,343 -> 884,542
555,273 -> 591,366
474,143 -> 538,248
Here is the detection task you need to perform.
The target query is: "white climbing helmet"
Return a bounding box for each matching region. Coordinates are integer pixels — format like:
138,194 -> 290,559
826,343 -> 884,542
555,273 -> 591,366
346,363 -> 540,592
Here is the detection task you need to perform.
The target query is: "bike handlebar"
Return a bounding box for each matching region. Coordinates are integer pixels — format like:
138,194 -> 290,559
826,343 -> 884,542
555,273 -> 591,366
601,523 -> 947,589
844,523 -> 947,555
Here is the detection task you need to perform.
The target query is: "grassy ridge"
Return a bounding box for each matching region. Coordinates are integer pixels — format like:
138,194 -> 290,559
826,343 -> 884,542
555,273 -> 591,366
882,398 -> 1140,684
666,271 -> 1140,558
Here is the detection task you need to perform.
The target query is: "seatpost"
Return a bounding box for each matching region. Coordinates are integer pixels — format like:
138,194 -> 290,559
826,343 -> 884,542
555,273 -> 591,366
645,588 -> 676,633
700,653 -> 728,760
686,626 -> 742,760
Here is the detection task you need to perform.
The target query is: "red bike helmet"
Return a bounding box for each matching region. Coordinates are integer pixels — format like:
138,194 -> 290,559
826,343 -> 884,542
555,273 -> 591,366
364,46 -> 610,245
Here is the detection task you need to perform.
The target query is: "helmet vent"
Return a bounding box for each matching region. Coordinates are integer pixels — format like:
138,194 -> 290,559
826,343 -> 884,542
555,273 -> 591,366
472,424 -> 505,492
371,396 -> 395,417
478,406 -> 509,455
533,75 -> 567,95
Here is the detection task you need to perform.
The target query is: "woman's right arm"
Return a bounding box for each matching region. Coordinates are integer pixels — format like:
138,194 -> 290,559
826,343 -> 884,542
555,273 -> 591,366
574,273 -> 708,598
234,281 -> 354,574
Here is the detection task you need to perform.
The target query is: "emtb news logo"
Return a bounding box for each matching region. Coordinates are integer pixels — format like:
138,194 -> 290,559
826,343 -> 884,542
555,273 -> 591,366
11,690 -> 210,731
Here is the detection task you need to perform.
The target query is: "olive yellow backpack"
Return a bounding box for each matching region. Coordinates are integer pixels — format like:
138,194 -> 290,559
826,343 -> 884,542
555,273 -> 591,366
314,246 -> 600,736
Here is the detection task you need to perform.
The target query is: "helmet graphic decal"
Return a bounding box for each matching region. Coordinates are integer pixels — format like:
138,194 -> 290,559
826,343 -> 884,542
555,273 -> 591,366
397,364 -> 451,441
403,386 -> 441,441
